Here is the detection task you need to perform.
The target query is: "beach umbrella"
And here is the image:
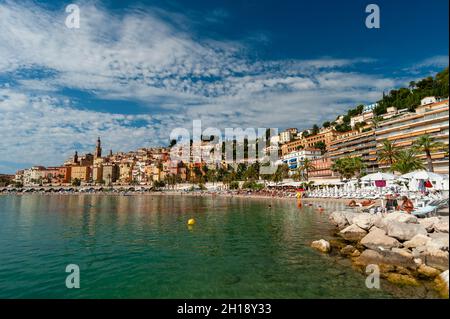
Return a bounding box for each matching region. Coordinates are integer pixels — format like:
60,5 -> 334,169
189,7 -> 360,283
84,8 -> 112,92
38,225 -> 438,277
401,170 -> 445,181
361,172 -> 396,181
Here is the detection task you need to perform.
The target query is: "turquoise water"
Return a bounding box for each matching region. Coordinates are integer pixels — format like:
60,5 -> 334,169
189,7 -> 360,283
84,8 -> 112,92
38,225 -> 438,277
0,195 -> 421,298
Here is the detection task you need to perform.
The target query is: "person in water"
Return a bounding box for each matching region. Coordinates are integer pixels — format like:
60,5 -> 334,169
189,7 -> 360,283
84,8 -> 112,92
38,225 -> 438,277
399,196 -> 414,214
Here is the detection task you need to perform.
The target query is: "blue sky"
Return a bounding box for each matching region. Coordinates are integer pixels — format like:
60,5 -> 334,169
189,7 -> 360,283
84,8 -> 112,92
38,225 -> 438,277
0,0 -> 448,173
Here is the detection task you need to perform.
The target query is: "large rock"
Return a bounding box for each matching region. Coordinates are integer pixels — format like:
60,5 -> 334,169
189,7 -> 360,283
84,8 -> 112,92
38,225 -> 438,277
418,217 -> 440,232
403,234 -> 431,249
386,273 -> 419,286
339,224 -> 367,241
360,227 -> 401,250
354,249 -> 385,266
354,248 -> 417,269
436,270 -> 449,297
422,250 -> 449,271
328,211 -> 349,229
340,245 -> 360,257
417,264 -> 441,278
353,213 -> 377,231
311,239 -> 331,253
384,211 -> 418,224
386,221 -> 427,241
434,216 -> 449,233
427,233 -> 449,252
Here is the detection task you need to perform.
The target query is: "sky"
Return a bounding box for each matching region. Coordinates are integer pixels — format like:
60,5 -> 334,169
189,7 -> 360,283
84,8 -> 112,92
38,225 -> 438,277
0,0 -> 448,173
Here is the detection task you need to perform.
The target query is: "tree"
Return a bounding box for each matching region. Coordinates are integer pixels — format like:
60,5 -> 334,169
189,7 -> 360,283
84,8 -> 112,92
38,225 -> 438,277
299,158 -> 315,181
391,148 -> 425,174
272,164 -> 289,184
314,141 -> 326,154
322,121 -> 331,128
71,178 -> 81,187
413,135 -> 446,172
311,124 -> 320,135
331,157 -> 365,180
378,139 -> 399,168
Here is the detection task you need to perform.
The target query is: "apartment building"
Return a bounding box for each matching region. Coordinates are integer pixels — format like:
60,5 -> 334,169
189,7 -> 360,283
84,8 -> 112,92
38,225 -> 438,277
375,98 -> 449,174
328,129 -> 378,173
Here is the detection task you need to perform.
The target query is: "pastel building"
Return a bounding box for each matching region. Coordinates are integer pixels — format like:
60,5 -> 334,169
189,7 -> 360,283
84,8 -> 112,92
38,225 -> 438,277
281,148 -> 322,172
375,98 -> 449,173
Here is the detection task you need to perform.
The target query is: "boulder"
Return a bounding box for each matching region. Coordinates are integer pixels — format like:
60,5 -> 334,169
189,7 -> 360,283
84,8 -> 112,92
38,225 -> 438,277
354,248 -> 416,269
434,216 -> 449,233
417,264 -> 441,278
386,221 -> 427,241
340,245 -> 360,257
427,233 -> 449,252
311,239 -> 331,253
339,224 -> 367,241
422,250 -> 449,271
384,248 -> 417,269
354,249 -> 385,267
360,227 -> 401,250
328,211 -> 349,229
353,213 -> 376,231
436,270 -> 449,297
386,273 -> 419,286
384,211 -> 418,224
403,234 -> 431,249
418,217 -> 440,232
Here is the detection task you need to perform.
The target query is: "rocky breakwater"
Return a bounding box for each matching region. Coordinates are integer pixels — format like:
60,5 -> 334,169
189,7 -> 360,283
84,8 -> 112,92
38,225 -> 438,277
312,210 -> 449,297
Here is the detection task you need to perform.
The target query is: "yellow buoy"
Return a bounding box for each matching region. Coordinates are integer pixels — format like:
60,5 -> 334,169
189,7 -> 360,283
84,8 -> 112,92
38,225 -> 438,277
187,218 -> 196,225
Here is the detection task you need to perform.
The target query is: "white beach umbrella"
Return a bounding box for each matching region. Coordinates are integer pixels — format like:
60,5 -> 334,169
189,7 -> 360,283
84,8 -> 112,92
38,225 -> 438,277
360,172 -> 396,181
401,170 -> 445,181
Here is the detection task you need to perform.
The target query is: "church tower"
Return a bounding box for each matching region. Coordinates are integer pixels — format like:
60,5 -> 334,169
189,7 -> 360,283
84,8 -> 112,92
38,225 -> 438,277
95,137 -> 102,159
73,151 -> 79,164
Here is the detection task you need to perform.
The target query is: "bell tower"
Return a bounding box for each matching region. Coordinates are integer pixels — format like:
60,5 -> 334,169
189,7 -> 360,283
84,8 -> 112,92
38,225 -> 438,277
95,137 -> 102,159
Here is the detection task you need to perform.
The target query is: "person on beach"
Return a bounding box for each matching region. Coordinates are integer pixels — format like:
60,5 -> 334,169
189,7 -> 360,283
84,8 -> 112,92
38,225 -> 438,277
399,196 -> 414,214
360,199 -> 375,207
348,200 -> 357,207
385,194 -> 399,212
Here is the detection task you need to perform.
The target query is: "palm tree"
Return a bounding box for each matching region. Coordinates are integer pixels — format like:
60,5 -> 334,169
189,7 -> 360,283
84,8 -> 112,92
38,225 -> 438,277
392,148 -> 425,174
413,135 -> 446,172
299,158 -> 315,181
378,139 -> 399,168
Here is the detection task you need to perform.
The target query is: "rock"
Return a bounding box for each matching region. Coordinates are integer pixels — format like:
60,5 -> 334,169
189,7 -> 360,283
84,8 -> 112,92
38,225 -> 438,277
427,233 -> 449,252
422,250 -> 449,271
385,248 -> 418,269
418,217 -> 440,232
417,264 -> 441,278
386,273 -> 419,286
403,234 -> 431,249
353,213 -> 376,231
353,248 -> 416,269
328,211 -> 349,229
386,221 -> 427,241
435,270 -> 449,298
340,245 -> 360,257
360,227 -> 401,250
339,224 -> 367,241
434,217 -> 449,233
354,249 -> 385,267
311,239 -> 331,253
384,211 -> 418,224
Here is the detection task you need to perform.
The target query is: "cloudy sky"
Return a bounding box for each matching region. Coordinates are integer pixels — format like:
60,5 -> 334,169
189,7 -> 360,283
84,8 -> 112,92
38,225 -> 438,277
0,0 -> 448,173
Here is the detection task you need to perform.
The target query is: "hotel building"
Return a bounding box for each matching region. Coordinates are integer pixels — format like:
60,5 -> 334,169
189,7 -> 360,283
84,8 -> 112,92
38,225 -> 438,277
375,97 -> 449,174
328,129 -> 378,173
281,148 -> 322,172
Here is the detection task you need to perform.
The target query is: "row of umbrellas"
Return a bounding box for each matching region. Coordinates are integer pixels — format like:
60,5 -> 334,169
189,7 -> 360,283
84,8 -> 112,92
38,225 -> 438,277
360,171 -> 449,182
